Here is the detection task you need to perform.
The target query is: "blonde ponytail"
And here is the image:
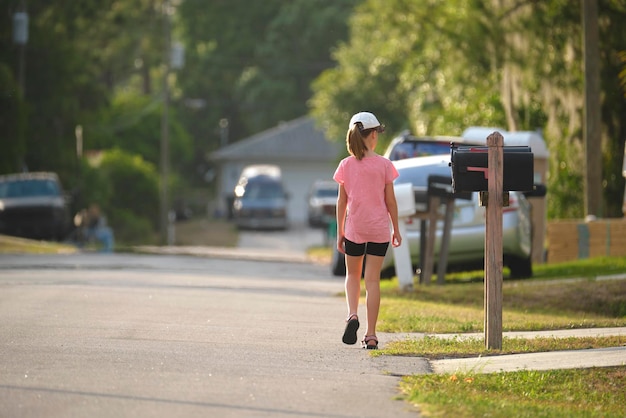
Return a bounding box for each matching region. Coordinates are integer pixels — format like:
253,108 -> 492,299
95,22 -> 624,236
346,122 -> 371,160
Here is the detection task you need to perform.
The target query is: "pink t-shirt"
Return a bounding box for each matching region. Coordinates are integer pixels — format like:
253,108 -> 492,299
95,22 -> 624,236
333,155 -> 399,243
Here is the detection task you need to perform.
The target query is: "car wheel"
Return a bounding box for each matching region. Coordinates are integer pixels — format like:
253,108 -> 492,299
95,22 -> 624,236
331,247 -> 345,276
507,255 -> 532,279
380,266 -> 396,280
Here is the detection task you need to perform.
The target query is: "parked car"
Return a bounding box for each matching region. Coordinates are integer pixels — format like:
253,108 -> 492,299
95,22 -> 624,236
232,164 -> 289,230
0,172 -> 72,241
383,130 -> 468,161
307,180 -> 338,227
331,154 -> 533,279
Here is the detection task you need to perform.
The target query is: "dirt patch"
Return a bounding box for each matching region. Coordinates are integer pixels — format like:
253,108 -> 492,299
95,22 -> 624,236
173,218 -> 239,247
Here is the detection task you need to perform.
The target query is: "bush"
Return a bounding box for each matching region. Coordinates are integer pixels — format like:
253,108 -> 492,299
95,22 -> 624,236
108,208 -> 157,245
98,149 -> 160,244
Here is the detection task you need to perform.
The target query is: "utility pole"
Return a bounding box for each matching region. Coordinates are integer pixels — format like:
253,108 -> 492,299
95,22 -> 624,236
582,0 -> 602,217
160,0 -> 171,245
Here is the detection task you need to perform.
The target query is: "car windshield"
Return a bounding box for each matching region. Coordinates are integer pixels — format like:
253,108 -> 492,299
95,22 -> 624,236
243,182 -> 284,199
315,187 -> 338,198
0,179 -> 60,198
388,141 -> 452,160
395,162 -> 453,188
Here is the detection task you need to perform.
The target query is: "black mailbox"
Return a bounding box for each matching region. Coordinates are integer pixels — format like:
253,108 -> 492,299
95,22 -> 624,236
450,144 -> 534,192
427,175 -> 472,201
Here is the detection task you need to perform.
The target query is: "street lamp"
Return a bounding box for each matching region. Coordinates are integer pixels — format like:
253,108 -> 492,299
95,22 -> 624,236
12,7 -> 28,98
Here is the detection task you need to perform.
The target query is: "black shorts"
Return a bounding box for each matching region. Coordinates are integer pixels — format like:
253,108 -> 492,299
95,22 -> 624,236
344,238 -> 390,257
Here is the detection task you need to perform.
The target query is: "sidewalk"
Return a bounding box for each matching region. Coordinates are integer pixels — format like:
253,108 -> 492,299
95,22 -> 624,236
134,245 -> 311,263
379,328 -> 626,375
430,346 -> 626,374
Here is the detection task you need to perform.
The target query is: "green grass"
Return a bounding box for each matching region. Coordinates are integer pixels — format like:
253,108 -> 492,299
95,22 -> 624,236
367,257 -> 626,417
0,234 -> 78,254
0,218 -> 240,254
401,367 -> 626,418
377,277 -> 626,333
446,255 -> 626,282
381,335 -> 626,358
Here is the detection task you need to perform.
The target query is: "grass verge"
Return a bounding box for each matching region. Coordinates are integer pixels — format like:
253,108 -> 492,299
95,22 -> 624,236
0,234 -> 78,254
377,277 -> 626,333
0,218 -> 239,254
381,335 -> 626,358
367,257 -> 626,417
401,367 -> 626,418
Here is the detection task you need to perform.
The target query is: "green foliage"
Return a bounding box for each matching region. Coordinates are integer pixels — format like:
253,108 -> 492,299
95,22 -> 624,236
176,0 -> 284,148
310,0 -> 626,219
310,0 -> 508,147
14,1 -> 111,174
88,92 -> 193,172
70,159 -> 113,214
98,149 -> 160,241
546,143 -> 585,219
177,0 -> 357,147
107,207 -> 157,245
234,0 -> 359,135
2,0 -> 625,224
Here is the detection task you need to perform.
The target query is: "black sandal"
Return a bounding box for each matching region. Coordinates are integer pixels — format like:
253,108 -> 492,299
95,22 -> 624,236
362,335 -> 378,350
342,313 -> 359,345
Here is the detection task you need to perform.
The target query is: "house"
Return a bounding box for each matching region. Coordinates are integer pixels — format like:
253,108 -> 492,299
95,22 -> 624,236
209,116 -> 343,224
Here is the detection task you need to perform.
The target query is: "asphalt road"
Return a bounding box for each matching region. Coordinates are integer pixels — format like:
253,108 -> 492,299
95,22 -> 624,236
237,222 -> 331,252
0,253 -> 426,418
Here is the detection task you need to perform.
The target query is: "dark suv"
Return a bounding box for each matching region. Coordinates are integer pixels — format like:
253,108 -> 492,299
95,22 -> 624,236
0,172 -> 72,240
232,165 -> 289,230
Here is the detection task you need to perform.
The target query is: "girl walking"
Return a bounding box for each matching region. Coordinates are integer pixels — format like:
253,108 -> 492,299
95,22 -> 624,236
333,111 -> 402,349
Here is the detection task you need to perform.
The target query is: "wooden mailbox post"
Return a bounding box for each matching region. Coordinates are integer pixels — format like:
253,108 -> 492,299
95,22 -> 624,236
484,133 -> 504,350
450,132 -> 534,350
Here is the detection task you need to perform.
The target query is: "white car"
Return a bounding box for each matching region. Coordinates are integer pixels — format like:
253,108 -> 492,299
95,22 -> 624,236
307,180 -> 338,227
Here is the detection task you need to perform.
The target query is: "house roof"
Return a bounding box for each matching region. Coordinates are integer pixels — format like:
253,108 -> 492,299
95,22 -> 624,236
210,116 -> 342,163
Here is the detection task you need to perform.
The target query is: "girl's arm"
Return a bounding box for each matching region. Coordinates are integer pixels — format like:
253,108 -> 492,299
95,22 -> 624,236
336,184 -> 348,253
384,183 -> 402,247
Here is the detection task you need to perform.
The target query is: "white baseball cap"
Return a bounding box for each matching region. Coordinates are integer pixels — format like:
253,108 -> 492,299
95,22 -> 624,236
349,112 -> 385,132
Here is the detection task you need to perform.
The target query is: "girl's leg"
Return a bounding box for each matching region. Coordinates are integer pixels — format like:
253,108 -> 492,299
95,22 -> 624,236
344,254 -> 364,316
362,254 -> 385,337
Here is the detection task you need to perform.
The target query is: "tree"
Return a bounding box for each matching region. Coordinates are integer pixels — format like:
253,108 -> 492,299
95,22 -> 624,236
176,0 -> 357,184
0,0 -> 164,178
310,0 -> 626,219
86,92 -> 193,173
235,0 -> 358,135
311,0 -> 507,146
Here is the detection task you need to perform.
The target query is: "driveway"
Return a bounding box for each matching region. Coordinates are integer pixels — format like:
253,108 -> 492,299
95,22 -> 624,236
237,222 -> 330,253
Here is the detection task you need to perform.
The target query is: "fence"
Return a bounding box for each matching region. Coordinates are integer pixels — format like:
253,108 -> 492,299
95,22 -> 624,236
546,218 -> 626,263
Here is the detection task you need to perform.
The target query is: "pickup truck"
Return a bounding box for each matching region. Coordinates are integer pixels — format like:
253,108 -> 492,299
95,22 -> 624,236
0,172 -> 72,241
